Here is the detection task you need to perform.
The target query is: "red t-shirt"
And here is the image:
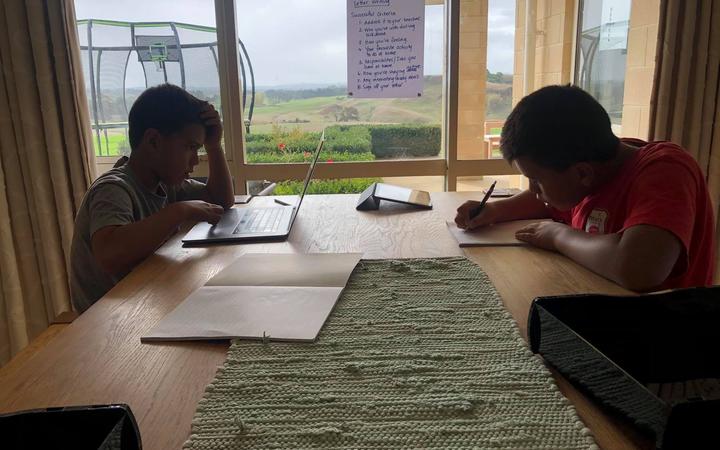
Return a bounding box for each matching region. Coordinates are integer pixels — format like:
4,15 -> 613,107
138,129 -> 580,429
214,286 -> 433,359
552,139 -> 716,290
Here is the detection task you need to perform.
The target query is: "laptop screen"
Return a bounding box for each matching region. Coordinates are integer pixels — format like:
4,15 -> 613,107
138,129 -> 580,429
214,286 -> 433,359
289,130 -> 325,224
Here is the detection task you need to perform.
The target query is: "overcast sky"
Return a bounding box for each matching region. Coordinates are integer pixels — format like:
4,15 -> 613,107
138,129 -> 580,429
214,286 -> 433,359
75,0 -> 516,87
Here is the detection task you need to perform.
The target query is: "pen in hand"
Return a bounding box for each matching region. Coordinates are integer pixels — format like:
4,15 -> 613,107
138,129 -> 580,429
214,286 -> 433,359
467,180 -> 497,222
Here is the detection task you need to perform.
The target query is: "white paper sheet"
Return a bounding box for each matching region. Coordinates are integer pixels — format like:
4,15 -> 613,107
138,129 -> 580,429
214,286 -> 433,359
206,253 -> 363,288
346,0 -> 425,98
446,220 -> 550,247
142,286 -> 344,342
142,253 -> 362,343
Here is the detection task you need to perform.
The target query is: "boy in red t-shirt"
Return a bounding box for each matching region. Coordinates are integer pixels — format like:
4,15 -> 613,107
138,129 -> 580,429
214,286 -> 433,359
455,85 -> 715,291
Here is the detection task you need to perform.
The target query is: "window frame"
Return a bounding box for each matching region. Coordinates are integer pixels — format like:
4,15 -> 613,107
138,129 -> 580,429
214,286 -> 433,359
84,0 -> 521,190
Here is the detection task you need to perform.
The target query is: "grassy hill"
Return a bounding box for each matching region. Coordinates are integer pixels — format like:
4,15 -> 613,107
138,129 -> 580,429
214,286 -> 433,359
249,76 -> 443,133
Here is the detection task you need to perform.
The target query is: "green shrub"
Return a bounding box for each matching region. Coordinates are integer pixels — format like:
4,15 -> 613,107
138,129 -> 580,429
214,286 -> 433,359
274,178 -> 380,195
246,125 -> 371,155
244,124 -> 442,159
245,140 -> 275,154
369,125 -> 441,158
247,151 -> 374,164
244,125 -> 321,154
244,133 -> 273,143
324,125 -> 371,153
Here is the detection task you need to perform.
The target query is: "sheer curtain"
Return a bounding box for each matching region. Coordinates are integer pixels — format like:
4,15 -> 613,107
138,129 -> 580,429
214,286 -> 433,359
0,0 -> 95,365
648,0 -> 720,282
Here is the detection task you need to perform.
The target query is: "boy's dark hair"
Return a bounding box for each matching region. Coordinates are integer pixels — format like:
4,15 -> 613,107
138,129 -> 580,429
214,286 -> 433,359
128,84 -> 204,150
500,85 -> 619,170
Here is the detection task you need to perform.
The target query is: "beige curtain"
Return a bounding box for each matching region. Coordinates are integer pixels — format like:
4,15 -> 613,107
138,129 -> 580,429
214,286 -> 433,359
0,0 -> 95,365
648,0 -> 720,282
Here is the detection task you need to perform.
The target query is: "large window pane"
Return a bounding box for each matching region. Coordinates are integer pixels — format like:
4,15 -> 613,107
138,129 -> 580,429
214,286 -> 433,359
457,0 -> 515,161
575,0 -> 631,132
236,1 -> 445,165
456,175 -> 524,192
74,0 -> 222,167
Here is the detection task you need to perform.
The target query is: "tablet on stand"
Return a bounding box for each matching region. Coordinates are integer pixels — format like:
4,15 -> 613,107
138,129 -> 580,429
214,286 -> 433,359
356,182 -> 432,210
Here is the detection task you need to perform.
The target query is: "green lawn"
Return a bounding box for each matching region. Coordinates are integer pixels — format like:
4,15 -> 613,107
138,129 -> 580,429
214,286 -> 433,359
94,132 -> 128,157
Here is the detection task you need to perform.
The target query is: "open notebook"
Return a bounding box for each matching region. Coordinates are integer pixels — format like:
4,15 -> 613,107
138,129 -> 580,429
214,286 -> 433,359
142,253 -> 362,343
446,220 -> 550,247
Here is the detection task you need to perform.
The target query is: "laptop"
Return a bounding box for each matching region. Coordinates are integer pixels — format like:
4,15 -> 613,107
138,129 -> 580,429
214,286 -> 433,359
182,131 -> 325,246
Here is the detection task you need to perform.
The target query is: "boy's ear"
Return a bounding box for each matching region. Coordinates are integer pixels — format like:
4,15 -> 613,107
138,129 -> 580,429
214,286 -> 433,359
573,162 -> 595,187
142,128 -> 162,151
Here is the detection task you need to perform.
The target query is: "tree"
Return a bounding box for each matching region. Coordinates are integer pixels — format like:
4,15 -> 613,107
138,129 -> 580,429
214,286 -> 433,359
339,106 -> 359,122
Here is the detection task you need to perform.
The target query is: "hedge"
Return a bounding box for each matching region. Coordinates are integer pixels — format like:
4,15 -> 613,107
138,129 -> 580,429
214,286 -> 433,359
324,125 -> 371,153
245,132 -> 321,154
274,177 -> 380,195
369,125 -> 441,158
244,124 -> 441,158
247,151 -> 374,164
245,126 -> 370,155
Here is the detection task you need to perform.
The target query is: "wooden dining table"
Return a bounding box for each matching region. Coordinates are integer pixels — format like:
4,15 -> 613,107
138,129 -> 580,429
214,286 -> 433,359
0,192 -> 653,449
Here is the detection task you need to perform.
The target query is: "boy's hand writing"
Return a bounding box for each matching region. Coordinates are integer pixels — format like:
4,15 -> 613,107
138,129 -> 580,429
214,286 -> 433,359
200,102 -> 223,152
514,221 -> 568,250
455,201 -> 497,230
180,200 -> 225,225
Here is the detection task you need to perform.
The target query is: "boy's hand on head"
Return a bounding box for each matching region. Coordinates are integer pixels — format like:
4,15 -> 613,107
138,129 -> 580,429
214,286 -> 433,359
200,102 -> 223,151
180,200 -> 225,225
515,221 -> 567,250
455,201 -> 496,230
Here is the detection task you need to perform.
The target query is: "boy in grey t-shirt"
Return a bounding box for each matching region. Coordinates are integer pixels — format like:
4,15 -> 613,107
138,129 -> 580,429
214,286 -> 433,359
70,84 -> 234,313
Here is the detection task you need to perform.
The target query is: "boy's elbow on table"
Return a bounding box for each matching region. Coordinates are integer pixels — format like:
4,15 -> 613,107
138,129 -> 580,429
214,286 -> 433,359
612,252 -> 676,292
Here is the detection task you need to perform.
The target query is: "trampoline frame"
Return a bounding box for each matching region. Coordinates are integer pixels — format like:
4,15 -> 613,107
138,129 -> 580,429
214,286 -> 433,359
77,19 -> 255,156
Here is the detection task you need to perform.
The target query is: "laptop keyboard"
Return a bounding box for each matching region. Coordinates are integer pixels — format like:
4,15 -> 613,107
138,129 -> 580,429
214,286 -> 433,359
233,208 -> 290,234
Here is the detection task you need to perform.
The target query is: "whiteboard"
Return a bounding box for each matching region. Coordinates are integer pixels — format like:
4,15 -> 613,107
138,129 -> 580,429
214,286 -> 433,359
347,0 -> 425,98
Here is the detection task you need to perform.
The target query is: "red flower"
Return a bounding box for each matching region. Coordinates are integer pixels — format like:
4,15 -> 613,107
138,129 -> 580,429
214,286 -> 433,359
303,151 -> 311,159
278,143 -> 286,151
326,159 -> 334,163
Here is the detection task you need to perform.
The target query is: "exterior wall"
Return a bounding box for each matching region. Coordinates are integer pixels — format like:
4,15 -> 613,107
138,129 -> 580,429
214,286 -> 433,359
457,0 -> 489,160
620,0 -> 660,139
534,0 -> 575,90
513,0 -> 575,106
512,0 -> 525,106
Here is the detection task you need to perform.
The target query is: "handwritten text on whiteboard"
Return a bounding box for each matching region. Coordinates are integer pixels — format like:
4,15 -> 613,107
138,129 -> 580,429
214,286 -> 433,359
347,0 -> 425,98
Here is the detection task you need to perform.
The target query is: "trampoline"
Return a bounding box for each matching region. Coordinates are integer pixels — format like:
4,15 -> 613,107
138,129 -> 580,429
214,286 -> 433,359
76,19 -> 255,155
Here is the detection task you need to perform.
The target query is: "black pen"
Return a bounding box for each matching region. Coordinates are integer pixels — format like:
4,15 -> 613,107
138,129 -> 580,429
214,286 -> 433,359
468,180 -> 497,220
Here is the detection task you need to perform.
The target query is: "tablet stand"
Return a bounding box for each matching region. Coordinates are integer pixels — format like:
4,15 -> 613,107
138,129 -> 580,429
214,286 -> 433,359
356,183 -> 382,210
356,182 -> 432,211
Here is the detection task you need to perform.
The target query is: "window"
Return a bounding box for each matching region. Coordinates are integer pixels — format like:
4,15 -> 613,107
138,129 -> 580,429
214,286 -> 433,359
453,0 -> 522,191
574,0 -> 632,133
234,0 -> 446,194
73,0 -> 527,194
74,0 -> 235,174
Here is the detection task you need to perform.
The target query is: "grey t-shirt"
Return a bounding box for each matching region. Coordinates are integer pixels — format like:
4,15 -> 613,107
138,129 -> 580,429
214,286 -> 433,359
70,158 -> 206,313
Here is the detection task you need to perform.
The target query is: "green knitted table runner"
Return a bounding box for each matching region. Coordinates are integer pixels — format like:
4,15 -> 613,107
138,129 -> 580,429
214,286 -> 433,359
184,257 -> 597,449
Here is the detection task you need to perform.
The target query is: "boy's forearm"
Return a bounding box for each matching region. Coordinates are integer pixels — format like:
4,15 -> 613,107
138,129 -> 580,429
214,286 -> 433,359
552,227 -> 666,292
552,225 -> 679,292
553,227 -> 622,284
94,203 -> 188,275
204,146 -> 234,209
491,190 -> 552,222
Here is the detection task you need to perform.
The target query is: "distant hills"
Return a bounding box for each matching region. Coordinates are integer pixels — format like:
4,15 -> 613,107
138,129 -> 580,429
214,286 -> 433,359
86,72 -> 512,128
